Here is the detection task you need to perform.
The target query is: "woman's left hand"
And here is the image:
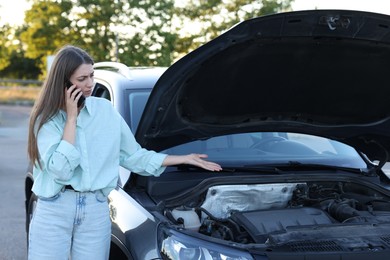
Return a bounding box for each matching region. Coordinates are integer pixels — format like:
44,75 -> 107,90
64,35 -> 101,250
163,154 -> 222,172
185,154 -> 222,171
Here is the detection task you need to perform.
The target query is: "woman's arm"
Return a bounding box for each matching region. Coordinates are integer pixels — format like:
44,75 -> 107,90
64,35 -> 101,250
118,110 -> 222,174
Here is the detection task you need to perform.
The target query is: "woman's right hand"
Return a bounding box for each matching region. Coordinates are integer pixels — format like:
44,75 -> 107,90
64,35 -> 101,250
65,85 -> 82,117
63,85 -> 82,145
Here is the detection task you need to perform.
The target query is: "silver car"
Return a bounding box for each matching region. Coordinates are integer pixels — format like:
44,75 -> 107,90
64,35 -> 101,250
26,9 -> 390,259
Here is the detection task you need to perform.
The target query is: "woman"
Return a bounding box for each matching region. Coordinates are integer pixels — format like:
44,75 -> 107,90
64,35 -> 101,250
27,45 -> 222,260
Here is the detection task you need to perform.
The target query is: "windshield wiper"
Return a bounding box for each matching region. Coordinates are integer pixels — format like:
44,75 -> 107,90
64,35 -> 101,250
177,164 -> 282,174
275,161 -> 369,175
221,165 -> 282,174
243,161 -> 370,175
179,162 -> 370,175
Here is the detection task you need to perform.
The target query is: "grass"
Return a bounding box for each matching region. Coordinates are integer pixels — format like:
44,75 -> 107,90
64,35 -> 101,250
0,86 -> 40,105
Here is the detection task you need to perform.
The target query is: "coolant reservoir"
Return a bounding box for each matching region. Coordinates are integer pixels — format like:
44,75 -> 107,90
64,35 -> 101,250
171,207 -> 201,231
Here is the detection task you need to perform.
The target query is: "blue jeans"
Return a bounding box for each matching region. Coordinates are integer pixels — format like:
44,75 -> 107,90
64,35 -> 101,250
28,189 -> 111,260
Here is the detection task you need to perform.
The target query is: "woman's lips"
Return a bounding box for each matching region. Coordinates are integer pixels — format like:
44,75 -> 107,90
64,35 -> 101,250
84,90 -> 92,96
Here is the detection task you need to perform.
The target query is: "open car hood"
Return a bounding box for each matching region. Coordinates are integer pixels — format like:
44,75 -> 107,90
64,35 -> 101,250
136,9 -> 390,163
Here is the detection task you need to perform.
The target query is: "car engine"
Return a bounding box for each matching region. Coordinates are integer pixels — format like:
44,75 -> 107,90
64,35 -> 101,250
166,182 -> 390,249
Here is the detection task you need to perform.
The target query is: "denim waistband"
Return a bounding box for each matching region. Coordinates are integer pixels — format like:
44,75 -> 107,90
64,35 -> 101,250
60,187 -> 107,202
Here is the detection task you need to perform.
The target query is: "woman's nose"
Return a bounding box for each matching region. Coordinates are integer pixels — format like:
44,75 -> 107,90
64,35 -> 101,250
87,77 -> 94,87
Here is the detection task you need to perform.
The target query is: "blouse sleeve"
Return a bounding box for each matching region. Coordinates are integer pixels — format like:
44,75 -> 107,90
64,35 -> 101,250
118,117 -> 167,176
36,119 -> 81,181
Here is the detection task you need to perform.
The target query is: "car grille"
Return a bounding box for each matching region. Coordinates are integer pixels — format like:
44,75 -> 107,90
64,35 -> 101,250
288,240 -> 343,252
381,235 -> 390,245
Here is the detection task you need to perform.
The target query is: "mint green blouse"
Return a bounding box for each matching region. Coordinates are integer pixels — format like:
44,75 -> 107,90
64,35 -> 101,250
32,97 -> 167,198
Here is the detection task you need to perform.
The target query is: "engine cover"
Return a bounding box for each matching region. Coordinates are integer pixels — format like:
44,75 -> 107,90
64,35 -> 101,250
231,207 -> 334,243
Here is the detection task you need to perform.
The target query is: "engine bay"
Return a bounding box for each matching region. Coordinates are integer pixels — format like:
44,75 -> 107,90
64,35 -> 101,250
166,181 -> 390,251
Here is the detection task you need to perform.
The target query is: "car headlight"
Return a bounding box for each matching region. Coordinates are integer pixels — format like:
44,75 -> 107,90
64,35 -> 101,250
159,228 -> 255,260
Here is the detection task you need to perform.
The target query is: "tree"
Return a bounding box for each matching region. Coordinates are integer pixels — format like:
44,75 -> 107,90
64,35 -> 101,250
20,0 -> 75,77
2,0 -> 294,79
0,51 -> 41,80
75,0 -> 127,61
0,24 -> 40,80
116,0 -> 293,66
0,24 -> 12,71
173,0 -> 293,58
116,0 -> 177,66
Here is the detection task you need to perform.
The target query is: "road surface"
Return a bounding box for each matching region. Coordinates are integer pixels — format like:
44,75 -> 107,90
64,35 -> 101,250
0,104 -> 31,260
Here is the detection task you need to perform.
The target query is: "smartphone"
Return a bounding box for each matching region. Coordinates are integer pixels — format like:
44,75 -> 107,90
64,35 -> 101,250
65,79 -> 85,107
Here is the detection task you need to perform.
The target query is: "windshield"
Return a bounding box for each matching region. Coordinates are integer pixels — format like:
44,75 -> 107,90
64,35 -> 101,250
163,132 -> 367,169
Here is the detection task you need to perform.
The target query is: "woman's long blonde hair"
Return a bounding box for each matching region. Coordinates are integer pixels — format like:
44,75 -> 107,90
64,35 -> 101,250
28,45 -> 94,168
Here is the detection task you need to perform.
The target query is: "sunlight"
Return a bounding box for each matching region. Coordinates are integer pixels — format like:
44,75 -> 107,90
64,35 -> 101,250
3,0 -> 390,26
292,0 -> 390,15
0,0 -> 31,26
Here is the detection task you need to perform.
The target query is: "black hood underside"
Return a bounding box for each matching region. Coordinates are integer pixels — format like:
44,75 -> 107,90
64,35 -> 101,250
137,10 -> 390,163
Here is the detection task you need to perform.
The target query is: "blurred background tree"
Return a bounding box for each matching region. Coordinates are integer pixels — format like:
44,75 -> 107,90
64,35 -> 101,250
110,0 -> 178,66
173,0 -> 291,56
0,24 -> 12,71
0,24 -> 40,80
0,0 -> 293,80
20,0 -> 75,76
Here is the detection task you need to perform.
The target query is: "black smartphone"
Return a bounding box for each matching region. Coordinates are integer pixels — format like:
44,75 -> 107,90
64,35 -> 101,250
65,79 -> 85,107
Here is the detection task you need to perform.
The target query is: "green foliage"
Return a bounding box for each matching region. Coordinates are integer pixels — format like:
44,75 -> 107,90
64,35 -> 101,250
0,24 -> 12,70
117,0 -> 177,66
20,0 -> 75,77
173,0 -> 293,56
1,0 -> 294,79
75,0 -> 127,61
0,24 -> 40,79
0,50 -> 40,79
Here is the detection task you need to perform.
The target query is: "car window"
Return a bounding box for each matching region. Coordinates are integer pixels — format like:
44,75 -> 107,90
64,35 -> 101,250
128,91 -> 150,131
92,83 -> 111,101
163,132 -> 367,169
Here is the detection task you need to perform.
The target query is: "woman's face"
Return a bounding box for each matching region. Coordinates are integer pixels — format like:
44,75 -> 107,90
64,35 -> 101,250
69,63 -> 95,97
